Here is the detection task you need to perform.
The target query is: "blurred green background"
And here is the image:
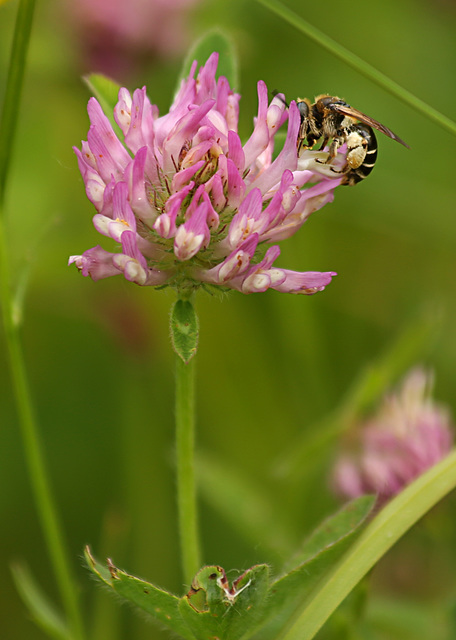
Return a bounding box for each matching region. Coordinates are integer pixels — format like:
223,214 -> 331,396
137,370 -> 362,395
1,0 -> 456,638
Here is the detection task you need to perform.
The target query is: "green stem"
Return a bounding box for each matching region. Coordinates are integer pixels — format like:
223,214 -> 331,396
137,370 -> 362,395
256,0 -> 456,137
0,1 -> 85,638
175,354 -> 201,584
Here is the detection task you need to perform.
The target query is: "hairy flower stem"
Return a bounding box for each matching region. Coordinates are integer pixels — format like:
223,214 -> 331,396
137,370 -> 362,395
0,1 -> 85,638
175,354 -> 201,584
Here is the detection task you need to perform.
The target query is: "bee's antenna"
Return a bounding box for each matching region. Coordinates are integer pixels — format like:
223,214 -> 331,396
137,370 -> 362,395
271,89 -> 289,108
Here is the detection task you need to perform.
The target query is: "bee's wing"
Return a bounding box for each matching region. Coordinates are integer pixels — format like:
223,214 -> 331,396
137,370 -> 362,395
330,104 -> 410,148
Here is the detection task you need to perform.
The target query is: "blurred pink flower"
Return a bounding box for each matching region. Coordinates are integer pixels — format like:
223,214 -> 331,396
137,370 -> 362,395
67,0 -> 199,77
70,53 -> 344,295
332,369 -> 454,503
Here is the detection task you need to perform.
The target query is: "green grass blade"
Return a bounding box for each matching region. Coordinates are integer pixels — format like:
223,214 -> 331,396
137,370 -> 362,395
252,498 -> 374,640
0,0 -> 36,205
278,449 -> 456,640
0,3 -> 86,638
256,0 -> 456,136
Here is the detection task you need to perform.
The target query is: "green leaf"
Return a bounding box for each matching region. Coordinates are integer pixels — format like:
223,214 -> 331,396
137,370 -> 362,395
179,566 -> 231,640
283,495 -> 376,572
179,564 -> 270,640
252,496 -> 375,640
84,547 -> 195,640
85,549 -> 272,640
176,29 -> 239,95
11,563 -> 70,640
279,450 -> 456,640
83,74 -> 122,133
170,299 -> 199,363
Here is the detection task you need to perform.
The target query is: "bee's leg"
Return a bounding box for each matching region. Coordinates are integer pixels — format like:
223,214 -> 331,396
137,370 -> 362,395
325,136 -> 346,162
329,165 -> 347,175
298,151 -> 332,173
344,145 -> 367,170
299,133 -> 320,153
318,137 -> 329,152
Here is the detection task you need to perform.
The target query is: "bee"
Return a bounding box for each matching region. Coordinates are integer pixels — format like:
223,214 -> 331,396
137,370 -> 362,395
296,94 -> 409,185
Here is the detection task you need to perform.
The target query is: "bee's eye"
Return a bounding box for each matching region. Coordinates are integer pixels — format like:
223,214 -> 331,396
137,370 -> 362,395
297,102 -> 310,118
320,97 -> 335,107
